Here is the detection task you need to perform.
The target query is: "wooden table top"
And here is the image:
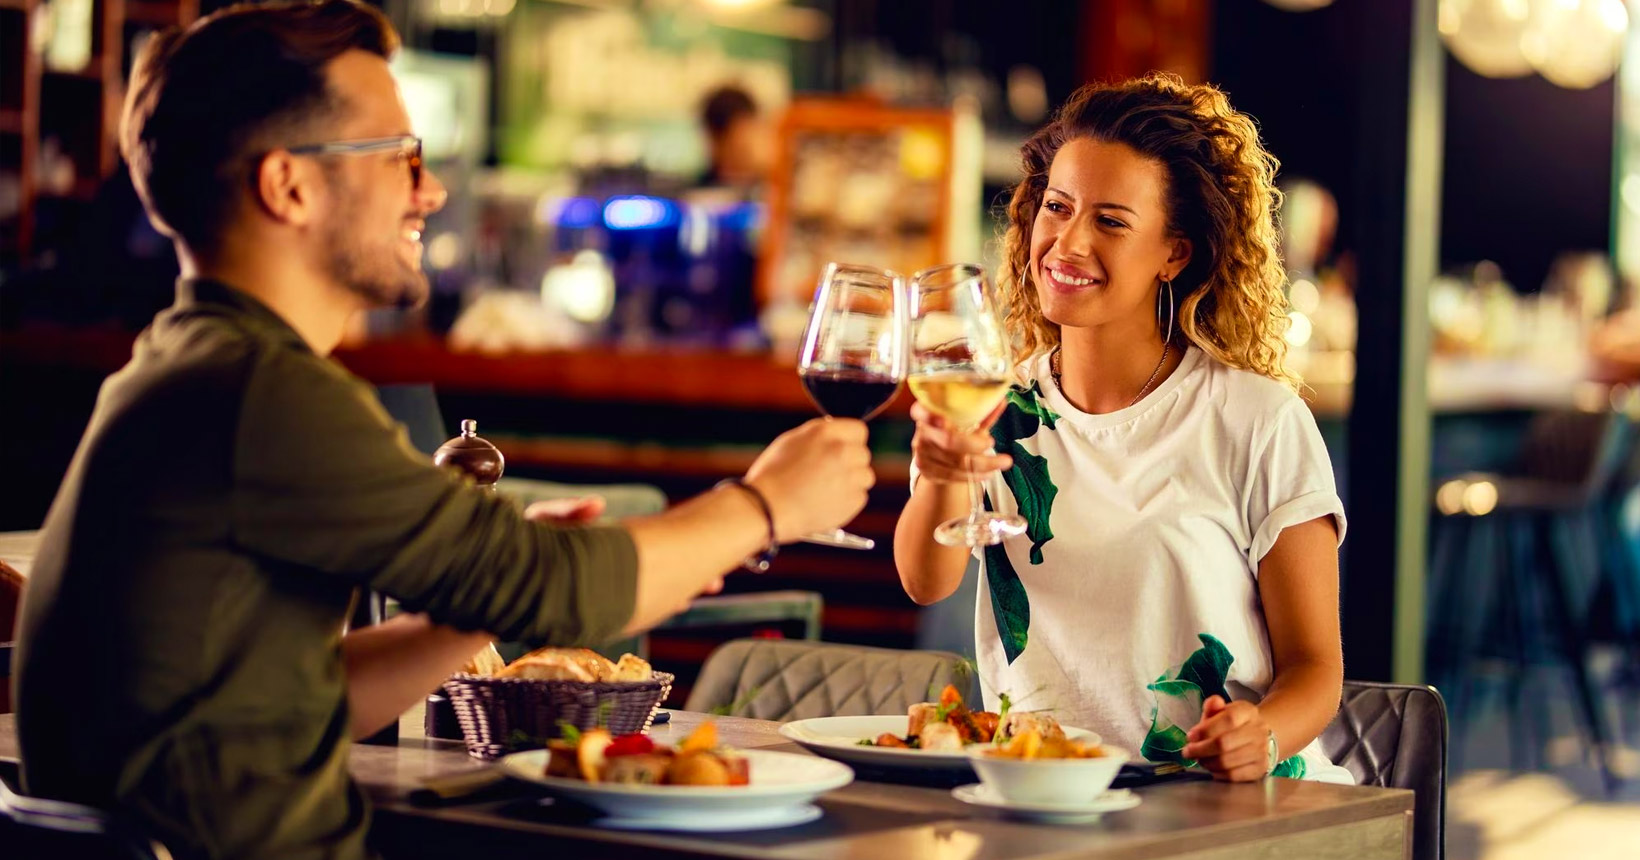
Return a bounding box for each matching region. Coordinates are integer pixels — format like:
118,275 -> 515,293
0,708 -> 1414,859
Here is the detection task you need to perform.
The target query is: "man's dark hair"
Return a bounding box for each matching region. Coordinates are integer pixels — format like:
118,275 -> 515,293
700,85 -> 758,138
121,0 -> 398,255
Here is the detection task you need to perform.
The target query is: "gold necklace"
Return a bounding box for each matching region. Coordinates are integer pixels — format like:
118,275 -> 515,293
1051,343 -> 1169,410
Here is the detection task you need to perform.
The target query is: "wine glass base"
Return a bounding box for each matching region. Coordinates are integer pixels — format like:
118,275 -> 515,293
799,528 -> 876,550
934,514 -> 1028,548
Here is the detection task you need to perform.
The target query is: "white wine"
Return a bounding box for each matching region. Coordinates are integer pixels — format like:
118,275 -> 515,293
907,371 -> 1010,428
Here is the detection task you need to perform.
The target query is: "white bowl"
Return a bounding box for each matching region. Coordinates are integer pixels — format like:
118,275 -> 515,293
965,745 -> 1129,806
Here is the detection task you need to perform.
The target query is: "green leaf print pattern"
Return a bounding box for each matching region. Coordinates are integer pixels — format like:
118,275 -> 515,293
1272,756 -> 1309,779
1144,634 -> 1232,766
1175,634 -> 1233,704
1003,445 -> 1057,564
1142,634 -> 1308,777
1006,381 -> 1059,431
980,381 -> 1062,664
982,539 -> 1030,664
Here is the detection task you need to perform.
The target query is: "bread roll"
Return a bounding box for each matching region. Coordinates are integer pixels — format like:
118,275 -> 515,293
608,653 -> 653,682
496,654 -> 596,682
499,647 -> 614,682
459,642 -> 507,676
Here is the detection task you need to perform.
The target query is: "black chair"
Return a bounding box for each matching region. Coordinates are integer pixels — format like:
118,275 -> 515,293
1321,681 -> 1448,860
1426,405 -> 1634,790
0,773 -> 173,860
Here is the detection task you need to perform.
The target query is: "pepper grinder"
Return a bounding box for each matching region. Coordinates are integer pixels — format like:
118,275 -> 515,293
434,419 -> 505,490
424,419 -> 504,742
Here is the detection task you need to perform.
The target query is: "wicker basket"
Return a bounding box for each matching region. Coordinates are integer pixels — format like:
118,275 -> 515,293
441,671 -> 674,760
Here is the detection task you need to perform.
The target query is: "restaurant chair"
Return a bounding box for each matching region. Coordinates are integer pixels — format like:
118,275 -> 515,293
0,772 -> 174,860
1320,681 -> 1448,860
2,558 -> 20,714
599,590 -> 825,664
1425,404 -> 1633,792
684,638 -> 974,721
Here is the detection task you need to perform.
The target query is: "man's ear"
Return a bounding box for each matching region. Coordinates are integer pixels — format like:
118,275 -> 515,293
1163,235 -> 1193,281
252,151 -> 319,227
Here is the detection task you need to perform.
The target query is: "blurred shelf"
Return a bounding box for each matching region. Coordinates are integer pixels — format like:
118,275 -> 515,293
6,327 -> 1602,420
43,65 -> 105,82
0,109 -> 23,135
125,0 -> 185,25
494,434 -> 912,486
36,177 -> 100,202
0,0 -> 36,11
336,337 -> 916,417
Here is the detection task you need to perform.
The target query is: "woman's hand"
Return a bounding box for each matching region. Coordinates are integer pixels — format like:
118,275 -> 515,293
524,495 -> 607,524
1182,695 -> 1273,782
910,401 -> 1012,484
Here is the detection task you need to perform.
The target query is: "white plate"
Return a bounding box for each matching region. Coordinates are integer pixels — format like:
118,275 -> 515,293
951,783 -> 1141,823
778,715 -> 1101,774
497,748 -> 853,827
591,803 -> 823,832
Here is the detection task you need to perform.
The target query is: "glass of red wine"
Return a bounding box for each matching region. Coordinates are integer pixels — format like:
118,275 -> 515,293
795,262 -> 907,550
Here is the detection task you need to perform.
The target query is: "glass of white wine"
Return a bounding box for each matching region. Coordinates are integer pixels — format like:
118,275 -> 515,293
906,263 -> 1028,547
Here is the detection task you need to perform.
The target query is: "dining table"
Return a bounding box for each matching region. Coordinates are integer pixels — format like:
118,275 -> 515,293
0,698 -> 1415,860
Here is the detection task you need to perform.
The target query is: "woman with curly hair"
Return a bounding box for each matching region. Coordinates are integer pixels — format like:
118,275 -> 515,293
894,74 -> 1350,783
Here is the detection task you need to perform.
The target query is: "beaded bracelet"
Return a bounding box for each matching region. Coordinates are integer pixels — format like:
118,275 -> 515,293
714,477 -> 778,572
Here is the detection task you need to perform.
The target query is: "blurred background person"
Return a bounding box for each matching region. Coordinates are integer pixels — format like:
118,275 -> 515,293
697,83 -> 773,193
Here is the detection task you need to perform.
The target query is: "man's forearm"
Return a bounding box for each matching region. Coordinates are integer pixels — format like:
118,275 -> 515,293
620,483 -> 768,636
341,613 -> 493,739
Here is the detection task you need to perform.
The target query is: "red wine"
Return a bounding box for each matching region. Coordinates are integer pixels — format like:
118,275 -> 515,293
801,370 -> 901,420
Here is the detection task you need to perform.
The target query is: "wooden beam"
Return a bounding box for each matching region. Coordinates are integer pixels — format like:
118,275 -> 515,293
1341,0 -> 1441,684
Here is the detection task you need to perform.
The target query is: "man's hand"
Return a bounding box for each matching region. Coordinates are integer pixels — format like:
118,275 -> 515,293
1182,695 -> 1273,782
743,418 -> 875,542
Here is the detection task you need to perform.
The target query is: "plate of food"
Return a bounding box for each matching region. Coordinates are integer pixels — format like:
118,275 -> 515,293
497,722 -> 854,831
777,685 -> 1097,774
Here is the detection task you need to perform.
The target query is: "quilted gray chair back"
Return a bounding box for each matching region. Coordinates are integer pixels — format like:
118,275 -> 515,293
1320,681 -> 1448,860
684,639 -> 974,721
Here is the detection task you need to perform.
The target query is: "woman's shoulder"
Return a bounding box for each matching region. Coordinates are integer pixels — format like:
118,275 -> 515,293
1191,352 -> 1308,425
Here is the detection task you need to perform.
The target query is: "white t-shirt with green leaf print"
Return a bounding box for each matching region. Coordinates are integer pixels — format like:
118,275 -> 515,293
953,345 -> 1352,784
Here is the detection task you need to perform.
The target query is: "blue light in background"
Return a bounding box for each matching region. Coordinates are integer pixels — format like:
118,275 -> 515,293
553,196 -> 602,230
720,201 -> 763,234
603,195 -> 679,231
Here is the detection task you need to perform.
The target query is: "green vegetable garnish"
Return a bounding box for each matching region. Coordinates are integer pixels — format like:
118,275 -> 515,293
994,692 -> 1014,745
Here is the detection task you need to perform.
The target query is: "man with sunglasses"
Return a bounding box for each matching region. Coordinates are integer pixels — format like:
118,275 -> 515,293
12,2 -> 875,858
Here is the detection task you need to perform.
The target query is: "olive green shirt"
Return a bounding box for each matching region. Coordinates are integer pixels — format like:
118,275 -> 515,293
14,279 -> 639,859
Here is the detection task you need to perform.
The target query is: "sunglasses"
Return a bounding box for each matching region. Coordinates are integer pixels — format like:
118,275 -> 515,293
287,135 -> 423,190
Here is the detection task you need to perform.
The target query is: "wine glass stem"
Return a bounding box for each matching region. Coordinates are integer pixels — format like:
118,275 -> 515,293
965,450 -> 985,524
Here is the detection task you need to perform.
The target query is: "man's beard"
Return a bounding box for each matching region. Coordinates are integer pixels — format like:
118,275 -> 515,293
319,195 -> 429,311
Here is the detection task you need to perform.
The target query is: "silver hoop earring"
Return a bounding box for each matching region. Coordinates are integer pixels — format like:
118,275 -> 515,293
1156,278 -> 1176,343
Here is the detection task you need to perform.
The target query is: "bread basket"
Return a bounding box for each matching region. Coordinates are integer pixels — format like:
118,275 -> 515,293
441,671 -> 674,760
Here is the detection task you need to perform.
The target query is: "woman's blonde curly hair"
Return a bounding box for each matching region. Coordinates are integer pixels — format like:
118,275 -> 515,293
999,73 -> 1297,388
